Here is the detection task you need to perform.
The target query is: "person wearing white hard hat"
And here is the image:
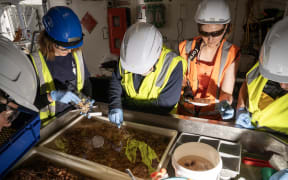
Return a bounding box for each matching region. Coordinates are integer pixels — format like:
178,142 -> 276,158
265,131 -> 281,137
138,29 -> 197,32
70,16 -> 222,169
177,0 -> 240,121
0,35 -> 39,131
108,22 -> 187,128
236,16 -> 288,135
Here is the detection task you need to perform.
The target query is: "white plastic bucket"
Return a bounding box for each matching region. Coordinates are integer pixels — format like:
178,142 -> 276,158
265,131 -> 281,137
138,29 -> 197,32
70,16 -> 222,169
172,142 -> 222,180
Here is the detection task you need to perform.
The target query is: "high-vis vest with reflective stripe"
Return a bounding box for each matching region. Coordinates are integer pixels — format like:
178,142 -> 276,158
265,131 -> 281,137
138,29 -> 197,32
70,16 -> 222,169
119,46 -> 187,105
30,50 -> 85,125
178,37 -> 239,117
247,62 -> 288,135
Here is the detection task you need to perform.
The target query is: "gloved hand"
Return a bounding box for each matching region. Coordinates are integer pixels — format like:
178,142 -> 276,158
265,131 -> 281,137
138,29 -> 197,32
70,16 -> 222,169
270,169 -> 288,180
183,85 -> 194,99
80,99 -> 95,119
215,100 -> 234,120
235,107 -> 254,129
108,108 -> 123,128
50,90 -> 81,104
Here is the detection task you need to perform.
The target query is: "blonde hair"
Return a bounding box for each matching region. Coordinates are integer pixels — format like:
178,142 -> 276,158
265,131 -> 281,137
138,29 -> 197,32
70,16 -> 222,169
37,31 -> 81,61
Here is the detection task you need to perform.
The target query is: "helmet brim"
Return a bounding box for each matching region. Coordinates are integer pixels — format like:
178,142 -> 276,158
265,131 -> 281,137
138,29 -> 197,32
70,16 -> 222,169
259,63 -> 288,83
63,40 -> 83,49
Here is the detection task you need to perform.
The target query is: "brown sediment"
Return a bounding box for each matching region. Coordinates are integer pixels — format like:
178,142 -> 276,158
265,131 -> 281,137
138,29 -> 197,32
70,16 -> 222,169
178,155 -> 214,171
45,117 -> 171,178
6,155 -> 97,180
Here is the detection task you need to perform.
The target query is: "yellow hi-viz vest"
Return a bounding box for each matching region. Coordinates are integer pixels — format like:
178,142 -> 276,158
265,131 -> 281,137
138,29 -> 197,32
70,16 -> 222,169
247,62 -> 288,135
30,50 -> 85,126
119,46 -> 187,112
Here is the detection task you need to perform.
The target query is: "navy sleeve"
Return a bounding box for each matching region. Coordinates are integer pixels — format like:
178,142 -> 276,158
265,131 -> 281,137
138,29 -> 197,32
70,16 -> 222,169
108,62 -> 123,110
123,61 -> 183,114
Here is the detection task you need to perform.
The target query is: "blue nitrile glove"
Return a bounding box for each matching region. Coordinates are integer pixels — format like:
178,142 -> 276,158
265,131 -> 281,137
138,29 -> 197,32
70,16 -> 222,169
270,169 -> 288,180
235,107 -> 254,129
108,108 -> 123,128
216,100 -> 234,120
80,99 -> 95,119
50,90 -> 81,104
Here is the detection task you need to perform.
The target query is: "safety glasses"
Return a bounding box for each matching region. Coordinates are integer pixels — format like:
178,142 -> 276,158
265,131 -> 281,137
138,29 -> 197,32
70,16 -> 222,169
199,27 -> 225,37
55,44 -> 70,51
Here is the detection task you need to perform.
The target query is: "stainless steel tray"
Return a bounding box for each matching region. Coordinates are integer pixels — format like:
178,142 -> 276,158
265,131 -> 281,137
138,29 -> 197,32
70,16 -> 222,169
6,148 -> 99,179
169,132 -> 241,179
38,115 -> 178,180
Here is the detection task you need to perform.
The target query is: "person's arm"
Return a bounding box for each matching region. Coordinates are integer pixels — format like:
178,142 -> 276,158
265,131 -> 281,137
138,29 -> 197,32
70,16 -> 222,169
237,81 -> 248,109
220,53 -> 240,104
235,80 -> 253,129
124,61 -> 183,114
108,63 -> 123,110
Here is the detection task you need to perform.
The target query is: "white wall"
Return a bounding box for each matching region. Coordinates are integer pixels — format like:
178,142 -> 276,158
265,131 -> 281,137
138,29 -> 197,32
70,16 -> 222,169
66,0 -> 288,76
68,0 -> 117,77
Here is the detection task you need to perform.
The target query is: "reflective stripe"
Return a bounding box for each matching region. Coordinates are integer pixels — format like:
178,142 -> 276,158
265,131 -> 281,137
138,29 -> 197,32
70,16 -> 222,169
185,40 -> 193,55
185,40 -> 194,75
156,52 -> 177,87
119,60 -> 125,76
247,64 -> 260,85
30,52 -> 45,95
216,41 -> 232,100
31,51 -> 56,121
218,41 -> 232,86
74,50 -> 85,91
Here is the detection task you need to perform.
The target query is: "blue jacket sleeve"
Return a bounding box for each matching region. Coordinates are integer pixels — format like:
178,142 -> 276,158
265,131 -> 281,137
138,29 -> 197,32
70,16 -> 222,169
108,63 -> 123,110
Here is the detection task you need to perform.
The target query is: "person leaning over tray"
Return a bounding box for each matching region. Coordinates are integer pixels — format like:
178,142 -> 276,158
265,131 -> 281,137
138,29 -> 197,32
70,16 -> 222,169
108,22 -> 187,128
177,0 -> 240,121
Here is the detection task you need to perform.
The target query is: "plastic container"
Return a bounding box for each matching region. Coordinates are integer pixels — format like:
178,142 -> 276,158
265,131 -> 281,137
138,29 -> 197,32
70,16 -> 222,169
172,142 -> 222,180
169,132 -> 241,179
0,111 -> 40,178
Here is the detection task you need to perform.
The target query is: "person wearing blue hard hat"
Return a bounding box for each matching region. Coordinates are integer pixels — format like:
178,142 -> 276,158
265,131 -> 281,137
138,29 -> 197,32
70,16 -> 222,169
30,6 -> 93,127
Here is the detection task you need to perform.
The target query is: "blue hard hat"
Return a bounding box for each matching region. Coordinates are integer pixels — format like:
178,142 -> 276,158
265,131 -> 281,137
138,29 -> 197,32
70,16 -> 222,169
43,6 -> 83,49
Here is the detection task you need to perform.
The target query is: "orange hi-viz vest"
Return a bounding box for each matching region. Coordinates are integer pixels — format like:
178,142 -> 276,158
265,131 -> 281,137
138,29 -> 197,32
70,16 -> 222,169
177,37 -> 240,119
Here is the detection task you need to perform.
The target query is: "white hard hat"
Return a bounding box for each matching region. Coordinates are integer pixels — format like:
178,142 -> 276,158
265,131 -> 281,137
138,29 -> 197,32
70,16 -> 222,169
0,35 -> 38,112
259,17 -> 288,83
195,0 -> 231,24
120,22 -> 163,75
